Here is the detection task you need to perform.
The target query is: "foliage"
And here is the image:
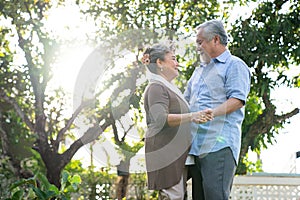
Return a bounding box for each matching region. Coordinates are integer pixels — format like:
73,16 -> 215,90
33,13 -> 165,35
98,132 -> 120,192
0,0 -> 144,188
2,157 -> 155,199
82,0 -> 300,175
65,160 -> 159,199
6,171 -> 81,200
229,0 -> 300,173
0,1 -> 299,197
0,155 -> 17,198
241,153 -> 263,174
71,165 -> 117,199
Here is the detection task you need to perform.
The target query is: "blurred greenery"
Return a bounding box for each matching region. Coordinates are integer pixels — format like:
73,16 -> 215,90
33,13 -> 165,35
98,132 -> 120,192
0,0 -> 299,198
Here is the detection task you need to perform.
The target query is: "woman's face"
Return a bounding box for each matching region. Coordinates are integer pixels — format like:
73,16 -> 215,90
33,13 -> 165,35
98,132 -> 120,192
159,52 -> 179,81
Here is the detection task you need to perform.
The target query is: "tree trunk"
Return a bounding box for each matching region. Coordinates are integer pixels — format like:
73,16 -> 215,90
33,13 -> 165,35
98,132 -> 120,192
43,153 -> 64,188
35,138 -> 65,188
46,164 -> 63,188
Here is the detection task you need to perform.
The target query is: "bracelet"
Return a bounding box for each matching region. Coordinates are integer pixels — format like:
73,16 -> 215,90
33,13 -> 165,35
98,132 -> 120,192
189,112 -> 193,121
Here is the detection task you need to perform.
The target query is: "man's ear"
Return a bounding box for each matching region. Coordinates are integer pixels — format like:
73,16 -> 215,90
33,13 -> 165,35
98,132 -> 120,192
214,35 -> 220,45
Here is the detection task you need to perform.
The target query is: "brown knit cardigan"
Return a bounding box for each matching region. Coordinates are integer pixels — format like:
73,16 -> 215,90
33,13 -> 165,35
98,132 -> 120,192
144,82 -> 192,190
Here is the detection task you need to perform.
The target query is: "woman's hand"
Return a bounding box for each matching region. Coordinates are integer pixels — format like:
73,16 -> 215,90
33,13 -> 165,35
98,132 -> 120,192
191,109 -> 214,124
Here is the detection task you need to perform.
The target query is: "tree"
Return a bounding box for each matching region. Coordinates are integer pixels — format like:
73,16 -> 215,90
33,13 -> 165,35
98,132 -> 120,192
81,0 -> 221,196
229,0 -> 300,173
0,0 -> 162,190
84,0 -> 300,173
0,0 -> 144,188
0,0 -> 72,187
1,0 -> 299,194
85,0 -> 300,174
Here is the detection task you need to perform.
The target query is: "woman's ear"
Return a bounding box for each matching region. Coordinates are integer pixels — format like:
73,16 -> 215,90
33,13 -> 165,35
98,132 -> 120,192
156,58 -> 162,66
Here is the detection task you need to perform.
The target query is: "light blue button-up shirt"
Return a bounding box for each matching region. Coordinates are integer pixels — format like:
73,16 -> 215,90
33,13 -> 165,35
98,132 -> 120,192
184,50 -> 251,164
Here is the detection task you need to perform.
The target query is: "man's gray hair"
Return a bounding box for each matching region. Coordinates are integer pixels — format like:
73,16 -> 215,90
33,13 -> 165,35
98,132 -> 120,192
197,20 -> 228,46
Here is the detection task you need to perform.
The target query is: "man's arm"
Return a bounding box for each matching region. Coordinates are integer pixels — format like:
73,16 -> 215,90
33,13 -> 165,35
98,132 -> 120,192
212,98 -> 244,117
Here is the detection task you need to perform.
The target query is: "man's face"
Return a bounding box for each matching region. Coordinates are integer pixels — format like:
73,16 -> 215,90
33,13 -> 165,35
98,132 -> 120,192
199,49 -> 211,64
196,28 -> 215,58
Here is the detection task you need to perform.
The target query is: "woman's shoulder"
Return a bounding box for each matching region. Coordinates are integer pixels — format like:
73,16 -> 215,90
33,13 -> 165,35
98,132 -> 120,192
145,82 -> 171,100
147,82 -> 168,92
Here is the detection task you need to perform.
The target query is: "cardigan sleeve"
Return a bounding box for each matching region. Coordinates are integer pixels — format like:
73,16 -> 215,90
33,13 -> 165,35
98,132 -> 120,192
146,84 -> 169,131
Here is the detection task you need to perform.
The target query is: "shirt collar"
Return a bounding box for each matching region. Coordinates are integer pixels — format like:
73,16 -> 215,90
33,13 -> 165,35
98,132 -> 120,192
213,49 -> 231,63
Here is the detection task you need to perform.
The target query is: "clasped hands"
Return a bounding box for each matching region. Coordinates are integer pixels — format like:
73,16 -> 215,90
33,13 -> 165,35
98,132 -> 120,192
191,109 -> 214,124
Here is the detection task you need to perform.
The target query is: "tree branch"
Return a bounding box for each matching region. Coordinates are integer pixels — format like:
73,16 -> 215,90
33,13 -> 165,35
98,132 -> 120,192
0,91 -> 34,131
112,122 -> 121,146
61,122 -> 110,168
240,106 -> 299,163
0,114 -> 9,155
276,108 -> 299,122
53,99 -> 95,151
121,123 -> 134,143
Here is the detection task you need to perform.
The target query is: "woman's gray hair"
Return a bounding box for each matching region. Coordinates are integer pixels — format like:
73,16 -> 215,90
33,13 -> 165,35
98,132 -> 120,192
144,43 -> 174,74
197,20 -> 228,46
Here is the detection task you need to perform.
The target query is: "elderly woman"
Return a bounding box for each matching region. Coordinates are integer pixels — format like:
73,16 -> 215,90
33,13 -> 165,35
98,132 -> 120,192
142,43 -> 213,200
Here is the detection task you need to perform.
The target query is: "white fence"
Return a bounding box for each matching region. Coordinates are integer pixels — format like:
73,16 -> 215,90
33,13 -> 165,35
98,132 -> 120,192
230,173 -> 300,199
185,173 -> 300,200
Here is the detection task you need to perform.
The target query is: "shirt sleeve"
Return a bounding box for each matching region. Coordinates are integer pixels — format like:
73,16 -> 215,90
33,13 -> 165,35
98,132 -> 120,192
225,60 -> 251,104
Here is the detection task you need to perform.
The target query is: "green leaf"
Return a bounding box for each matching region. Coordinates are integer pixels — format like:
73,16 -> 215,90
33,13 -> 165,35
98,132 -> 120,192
32,187 -> 47,199
61,171 -> 69,186
48,184 -> 59,194
10,190 -> 24,200
69,174 -> 81,185
35,172 -> 51,189
9,178 -> 36,190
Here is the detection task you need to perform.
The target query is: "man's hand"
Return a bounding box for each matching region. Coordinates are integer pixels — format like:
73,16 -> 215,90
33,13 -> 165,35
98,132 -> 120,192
192,109 -> 214,124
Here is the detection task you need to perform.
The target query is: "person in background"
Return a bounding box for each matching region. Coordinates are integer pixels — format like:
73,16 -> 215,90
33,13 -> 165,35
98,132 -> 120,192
184,19 -> 251,199
142,43 -> 213,200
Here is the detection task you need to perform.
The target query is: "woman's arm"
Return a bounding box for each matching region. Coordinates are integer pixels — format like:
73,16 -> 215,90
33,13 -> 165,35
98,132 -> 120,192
167,109 -> 213,127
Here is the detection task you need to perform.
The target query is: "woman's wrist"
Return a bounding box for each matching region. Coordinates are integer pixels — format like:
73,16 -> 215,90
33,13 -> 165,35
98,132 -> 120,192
188,112 -> 193,122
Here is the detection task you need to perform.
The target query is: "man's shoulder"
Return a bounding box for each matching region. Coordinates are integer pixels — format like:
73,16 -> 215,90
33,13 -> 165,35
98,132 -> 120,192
221,50 -> 245,64
226,54 -> 249,69
230,54 -> 245,62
